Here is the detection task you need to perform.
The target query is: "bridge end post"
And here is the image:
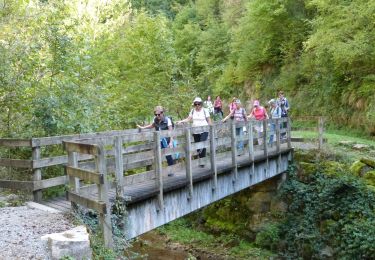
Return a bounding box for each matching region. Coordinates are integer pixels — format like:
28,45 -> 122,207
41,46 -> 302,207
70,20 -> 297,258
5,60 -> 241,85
96,144 -> 114,249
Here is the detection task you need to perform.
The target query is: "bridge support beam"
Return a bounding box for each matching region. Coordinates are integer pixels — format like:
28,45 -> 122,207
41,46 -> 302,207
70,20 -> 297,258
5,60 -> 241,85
124,151 -> 291,239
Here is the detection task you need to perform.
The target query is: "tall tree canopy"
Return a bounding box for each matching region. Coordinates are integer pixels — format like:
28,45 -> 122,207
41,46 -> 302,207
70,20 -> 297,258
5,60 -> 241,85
0,0 -> 374,137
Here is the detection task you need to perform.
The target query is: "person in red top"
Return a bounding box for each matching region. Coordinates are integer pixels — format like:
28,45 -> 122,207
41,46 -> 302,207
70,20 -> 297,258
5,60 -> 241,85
213,95 -> 224,120
248,100 -> 269,145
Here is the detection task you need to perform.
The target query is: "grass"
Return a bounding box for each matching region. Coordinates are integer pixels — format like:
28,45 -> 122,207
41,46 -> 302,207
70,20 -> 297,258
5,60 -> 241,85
292,129 -> 375,163
158,218 -> 274,259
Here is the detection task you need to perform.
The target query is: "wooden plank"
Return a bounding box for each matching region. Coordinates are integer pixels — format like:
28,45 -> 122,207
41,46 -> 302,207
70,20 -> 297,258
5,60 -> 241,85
287,117 -> 292,149
0,139 -> 32,147
32,146 -> 42,202
318,117 -> 324,150
191,140 -> 210,151
154,132 -> 164,211
0,158 -> 32,168
231,123 -> 238,181
63,142 -> 99,155
33,153 -> 93,168
0,180 -> 34,191
67,191 -> 107,214
209,125 -> 217,190
34,176 -> 67,190
291,137 -> 328,143
185,128 -> 193,199
121,132 -> 154,143
66,166 -> 103,184
95,144 -> 114,248
114,136 -> 124,190
32,129 -> 142,146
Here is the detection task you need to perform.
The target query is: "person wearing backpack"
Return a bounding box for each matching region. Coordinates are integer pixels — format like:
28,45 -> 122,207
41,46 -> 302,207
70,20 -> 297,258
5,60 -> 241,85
176,97 -> 212,167
268,99 -> 281,145
137,106 -> 175,169
248,100 -> 269,145
277,91 -> 289,139
222,99 -> 247,154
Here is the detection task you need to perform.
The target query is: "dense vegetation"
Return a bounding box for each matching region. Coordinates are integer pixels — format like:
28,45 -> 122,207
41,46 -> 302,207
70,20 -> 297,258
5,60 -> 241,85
1,0 -> 374,138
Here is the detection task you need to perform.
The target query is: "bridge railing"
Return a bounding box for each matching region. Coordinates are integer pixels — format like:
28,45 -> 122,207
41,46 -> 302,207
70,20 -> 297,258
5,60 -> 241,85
290,116 -> 326,149
0,129 -> 148,201
0,118 -> 294,202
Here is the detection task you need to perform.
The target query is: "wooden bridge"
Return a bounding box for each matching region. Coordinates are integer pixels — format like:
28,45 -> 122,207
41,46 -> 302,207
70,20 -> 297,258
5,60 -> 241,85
0,117 -> 325,247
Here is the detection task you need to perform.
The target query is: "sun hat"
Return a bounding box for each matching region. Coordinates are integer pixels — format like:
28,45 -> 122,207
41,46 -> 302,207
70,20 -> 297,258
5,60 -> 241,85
253,100 -> 260,106
268,99 -> 276,105
235,99 -> 241,104
193,97 -> 202,103
154,105 -> 164,113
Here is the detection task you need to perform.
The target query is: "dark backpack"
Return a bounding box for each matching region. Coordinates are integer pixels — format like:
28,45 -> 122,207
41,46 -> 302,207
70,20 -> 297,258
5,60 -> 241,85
167,116 -> 175,129
154,116 -> 174,131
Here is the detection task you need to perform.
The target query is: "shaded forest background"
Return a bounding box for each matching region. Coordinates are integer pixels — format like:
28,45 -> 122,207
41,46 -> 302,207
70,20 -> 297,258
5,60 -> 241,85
1,0 -> 374,138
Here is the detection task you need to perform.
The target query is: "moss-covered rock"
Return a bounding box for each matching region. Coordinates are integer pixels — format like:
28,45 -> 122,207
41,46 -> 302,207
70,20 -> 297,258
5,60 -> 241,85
320,161 -> 347,176
360,158 -> 375,168
294,150 -> 317,163
298,162 -> 317,182
350,161 -> 367,176
363,170 -> 375,186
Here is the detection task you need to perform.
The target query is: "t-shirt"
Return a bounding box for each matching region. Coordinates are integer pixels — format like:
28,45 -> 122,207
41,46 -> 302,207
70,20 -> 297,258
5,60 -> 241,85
189,108 -> 210,127
251,107 -> 267,120
233,108 -> 247,122
270,106 -> 281,119
204,100 -> 214,114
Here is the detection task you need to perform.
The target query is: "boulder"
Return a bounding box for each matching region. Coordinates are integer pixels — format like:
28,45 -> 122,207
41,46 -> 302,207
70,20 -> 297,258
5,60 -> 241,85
350,161 -> 367,176
360,158 -> 375,168
352,144 -> 369,150
338,141 -> 354,146
41,226 -> 92,260
364,170 -> 375,186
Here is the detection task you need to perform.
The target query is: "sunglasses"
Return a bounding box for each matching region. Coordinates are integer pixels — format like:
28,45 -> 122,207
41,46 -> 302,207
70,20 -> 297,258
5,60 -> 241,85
154,112 -> 163,116
194,103 -> 202,106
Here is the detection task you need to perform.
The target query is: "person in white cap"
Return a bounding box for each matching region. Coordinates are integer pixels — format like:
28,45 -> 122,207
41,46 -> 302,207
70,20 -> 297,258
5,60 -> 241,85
177,97 -> 212,167
268,99 -> 281,145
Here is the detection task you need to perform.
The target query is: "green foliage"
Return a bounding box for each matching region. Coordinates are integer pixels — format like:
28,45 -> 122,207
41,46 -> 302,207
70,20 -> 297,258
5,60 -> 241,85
279,167 -> 375,259
255,223 -> 280,251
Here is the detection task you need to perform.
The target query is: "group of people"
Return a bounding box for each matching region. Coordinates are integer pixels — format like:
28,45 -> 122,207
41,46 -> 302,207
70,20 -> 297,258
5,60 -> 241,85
137,91 -> 289,172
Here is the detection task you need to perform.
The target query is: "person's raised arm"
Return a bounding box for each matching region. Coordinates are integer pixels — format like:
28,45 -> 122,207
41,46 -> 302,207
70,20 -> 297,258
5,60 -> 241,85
176,115 -> 192,125
136,123 -> 154,130
222,111 -> 234,122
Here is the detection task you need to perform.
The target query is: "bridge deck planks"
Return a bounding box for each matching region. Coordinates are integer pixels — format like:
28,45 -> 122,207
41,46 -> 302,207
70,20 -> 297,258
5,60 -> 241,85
41,144 -> 290,212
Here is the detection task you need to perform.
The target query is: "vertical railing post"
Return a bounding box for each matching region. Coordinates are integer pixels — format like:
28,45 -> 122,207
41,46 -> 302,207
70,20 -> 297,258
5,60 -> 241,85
209,125 -> 217,191
276,119 -> 281,153
248,121 -> 255,184
154,132 -> 164,210
263,120 -> 268,157
67,150 -> 79,194
114,136 -> 124,196
287,117 -> 292,149
32,146 -> 42,202
263,120 -> 269,178
96,144 -> 114,248
185,128 -> 193,199
276,119 -> 281,174
231,122 -> 238,182
318,117 -> 324,150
